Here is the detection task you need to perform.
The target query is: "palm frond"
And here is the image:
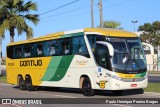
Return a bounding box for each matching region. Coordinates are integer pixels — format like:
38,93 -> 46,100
18,1 -> 37,12
25,25 -> 33,39
13,0 -> 22,7
0,19 -> 10,38
0,0 -> 8,7
24,14 -> 39,25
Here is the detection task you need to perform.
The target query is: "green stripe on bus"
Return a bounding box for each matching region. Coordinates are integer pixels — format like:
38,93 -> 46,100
60,32 -> 84,38
135,72 -> 146,78
50,55 -> 74,81
41,56 -> 62,81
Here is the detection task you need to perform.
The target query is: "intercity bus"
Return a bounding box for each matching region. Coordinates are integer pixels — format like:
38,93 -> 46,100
6,28 -> 148,96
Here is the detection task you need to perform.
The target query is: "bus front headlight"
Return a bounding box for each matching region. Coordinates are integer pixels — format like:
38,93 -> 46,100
106,73 -> 122,81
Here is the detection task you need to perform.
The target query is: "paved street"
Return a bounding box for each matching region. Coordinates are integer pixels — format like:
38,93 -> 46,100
0,83 -> 160,107
1,66 -> 160,107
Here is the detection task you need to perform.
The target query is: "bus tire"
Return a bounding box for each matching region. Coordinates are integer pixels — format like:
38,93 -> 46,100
82,77 -> 95,96
18,76 -> 27,90
26,76 -> 36,91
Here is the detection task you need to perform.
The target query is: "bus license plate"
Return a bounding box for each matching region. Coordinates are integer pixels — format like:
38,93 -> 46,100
131,84 -> 137,87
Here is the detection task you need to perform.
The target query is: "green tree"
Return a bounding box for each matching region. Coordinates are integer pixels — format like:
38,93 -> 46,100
101,20 -> 121,29
138,21 -> 160,47
0,0 -> 39,42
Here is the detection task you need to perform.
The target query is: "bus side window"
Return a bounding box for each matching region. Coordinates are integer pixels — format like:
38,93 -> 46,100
37,43 -> 43,56
55,40 -> 62,55
43,41 -> 50,56
48,40 -> 56,56
72,36 -> 89,58
23,44 -> 31,58
15,46 -> 22,58
61,38 -> 71,55
87,35 -> 96,53
31,43 -> 37,57
7,46 -> 13,59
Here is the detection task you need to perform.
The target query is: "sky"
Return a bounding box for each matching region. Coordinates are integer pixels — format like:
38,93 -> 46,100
1,0 -> 160,56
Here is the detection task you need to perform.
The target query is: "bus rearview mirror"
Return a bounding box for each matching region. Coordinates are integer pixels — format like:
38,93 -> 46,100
96,41 -> 114,57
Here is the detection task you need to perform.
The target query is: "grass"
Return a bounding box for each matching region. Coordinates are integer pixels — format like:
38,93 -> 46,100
144,83 -> 160,93
0,75 -> 7,83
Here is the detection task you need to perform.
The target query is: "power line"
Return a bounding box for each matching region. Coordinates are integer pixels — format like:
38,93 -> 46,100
103,0 -> 135,9
40,11 -> 90,24
41,5 -> 89,20
39,0 -> 136,24
39,0 -> 80,16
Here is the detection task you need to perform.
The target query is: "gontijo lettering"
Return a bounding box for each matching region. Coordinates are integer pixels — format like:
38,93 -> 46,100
20,60 -> 42,66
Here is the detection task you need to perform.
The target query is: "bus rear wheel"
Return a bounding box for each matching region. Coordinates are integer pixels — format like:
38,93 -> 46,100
82,78 -> 95,96
18,76 -> 27,90
26,76 -> 37,91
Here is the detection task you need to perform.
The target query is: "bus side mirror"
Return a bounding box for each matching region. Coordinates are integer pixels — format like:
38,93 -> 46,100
96,41 -> 114,57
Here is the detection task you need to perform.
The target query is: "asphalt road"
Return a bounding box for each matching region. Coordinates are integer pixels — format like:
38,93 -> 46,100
0,83 -> 160,107
1,69 -> 160,107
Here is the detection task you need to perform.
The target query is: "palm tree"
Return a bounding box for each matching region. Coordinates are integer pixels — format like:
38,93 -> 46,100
0,0 -> 39,42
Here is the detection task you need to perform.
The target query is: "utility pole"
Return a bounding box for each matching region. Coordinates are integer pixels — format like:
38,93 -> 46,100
91,0 -> 94,28
99,0 -> 103,28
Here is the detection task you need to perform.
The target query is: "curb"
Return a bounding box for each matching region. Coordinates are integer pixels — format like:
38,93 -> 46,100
148,74 -> 160,76
144,92 -> 160,95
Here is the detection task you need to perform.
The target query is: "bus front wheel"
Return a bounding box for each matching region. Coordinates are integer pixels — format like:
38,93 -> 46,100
26,76 -> 37,91
82,78 -> 95,96
18,76 -> 27,90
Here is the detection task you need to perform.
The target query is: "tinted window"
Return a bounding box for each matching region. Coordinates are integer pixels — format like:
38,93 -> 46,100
14,46 -> 22,58
60,38 -> 71,55
95,44 -> 111,70
7,36 -> 90,59
87,34 -> 105,54
72,36 -> 89,57
23,44 -> 32,57
37,43 -> 43,56
43,41 -> 50,56
7,46 -> 13,58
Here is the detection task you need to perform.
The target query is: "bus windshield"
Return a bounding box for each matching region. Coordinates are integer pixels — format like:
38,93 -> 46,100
107,37 -> 147,74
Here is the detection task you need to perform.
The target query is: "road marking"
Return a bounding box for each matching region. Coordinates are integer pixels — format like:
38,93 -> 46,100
12,104 -> 23,107
55,95 -> 77,98
112,104 -> 132,107
0,83 -> 12,86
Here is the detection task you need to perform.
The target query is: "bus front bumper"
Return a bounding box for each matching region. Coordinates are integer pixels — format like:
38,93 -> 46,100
109,77 -> 148,90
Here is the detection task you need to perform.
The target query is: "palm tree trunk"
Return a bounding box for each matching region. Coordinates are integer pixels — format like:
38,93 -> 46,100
10,27 -> 15,42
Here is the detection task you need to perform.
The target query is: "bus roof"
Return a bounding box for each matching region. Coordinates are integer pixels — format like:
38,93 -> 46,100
7,28 -> 137,46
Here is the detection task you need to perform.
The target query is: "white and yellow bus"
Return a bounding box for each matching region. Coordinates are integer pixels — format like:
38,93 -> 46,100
6,28 -> 148,96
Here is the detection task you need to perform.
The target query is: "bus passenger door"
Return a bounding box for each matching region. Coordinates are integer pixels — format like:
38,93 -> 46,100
94,44 -> 111,89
